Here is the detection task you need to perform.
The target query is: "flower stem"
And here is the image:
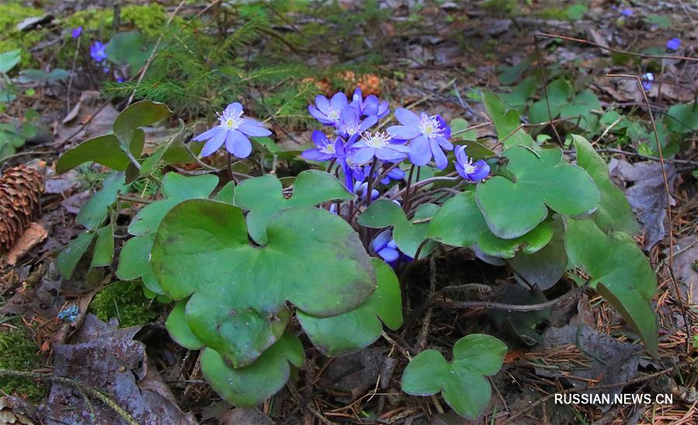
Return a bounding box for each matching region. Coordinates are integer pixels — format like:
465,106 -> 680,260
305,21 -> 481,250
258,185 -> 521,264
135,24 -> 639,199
365,158 -> 379,205
226,152 -> 236,183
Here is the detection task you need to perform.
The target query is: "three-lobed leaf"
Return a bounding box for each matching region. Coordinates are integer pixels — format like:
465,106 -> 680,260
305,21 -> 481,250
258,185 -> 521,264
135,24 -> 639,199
482,91 -> 535,149
476,146 -> 600,239
151,199 -> 375,367
402,334 -> 507,419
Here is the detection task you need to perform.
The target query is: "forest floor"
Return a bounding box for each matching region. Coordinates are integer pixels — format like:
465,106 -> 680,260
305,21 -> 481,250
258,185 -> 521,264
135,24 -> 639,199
0,0 -> 697,424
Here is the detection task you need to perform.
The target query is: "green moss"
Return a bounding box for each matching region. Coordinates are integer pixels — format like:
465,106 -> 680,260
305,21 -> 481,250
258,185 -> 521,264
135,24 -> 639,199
482,0 -> 518,15
0,3 -> 45,68
64,4 -> 172,38
0,328 -> 45,401
90,281 -> 159,327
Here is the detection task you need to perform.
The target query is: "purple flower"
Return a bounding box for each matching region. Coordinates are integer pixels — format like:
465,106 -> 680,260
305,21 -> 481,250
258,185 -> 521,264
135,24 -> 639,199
301,131 -> 340,161
667,38 -> 681,51
351,88 -> 390,119
454,146 -> 490,182
371,230 -> 400,263
193,102 -> 272,158
350,131 -> 411,164
309,92 -> 348,126
355,182 -> 379,201
337,106 -> 378,143
387,108 -> 453,169
71,27 -> 83,39
90,41 -> 108,62
642,72 -> 654,91
381,167 -> 405,184
620,9 -> 633,16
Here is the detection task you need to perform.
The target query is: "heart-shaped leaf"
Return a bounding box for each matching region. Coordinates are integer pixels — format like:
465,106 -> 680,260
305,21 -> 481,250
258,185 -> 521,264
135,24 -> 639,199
476,147 -> 600,238
572,135 -> 639,235
297,258 -> 403,356
113,100 -> 171,150
56,231 -> 95,279
428,191 -> 553,258
151,200 -> 375,366
507,219 -> 568,290
234,170 -> 354,244
201,333 -> 305,408
358,200 -> 438,258
56,135 -> 130,173
564,218 -> 658,357
91,225 -> 114,268
77,172 -> 127,230
401,334 -> 507,419
105,32 -> 154,75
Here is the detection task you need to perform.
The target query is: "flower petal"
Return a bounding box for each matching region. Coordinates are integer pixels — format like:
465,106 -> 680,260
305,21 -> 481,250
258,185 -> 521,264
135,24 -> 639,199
193,126 -> 223,142
387,125 -> 421,140
200,129 -> 228,157
225,102 -> 243,116
371,230 -> 392,252
395,108 -> 420,126
239,122 -> 272,137
315,95 -> 331,114
376,148 -> 407,161
470,160 -> 490,181
351,148 -> 375,164
431,140 -> 448,170
408,135 -> 431,166
378,247 -> 400,263
226,130 -> 252,159
330,92 -> 348,110
301,149 -> 332,161
309,105 -> 332,124
435,136 -> 453,151
358,115 -> 378,132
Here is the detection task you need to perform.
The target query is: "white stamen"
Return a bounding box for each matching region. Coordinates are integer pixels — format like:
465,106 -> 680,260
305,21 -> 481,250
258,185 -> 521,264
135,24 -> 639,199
327,108 -> 340,120
218,107 -> 244,130
320,143 -> 336,155
361,131 -> 391,149
419,115 -> 443,138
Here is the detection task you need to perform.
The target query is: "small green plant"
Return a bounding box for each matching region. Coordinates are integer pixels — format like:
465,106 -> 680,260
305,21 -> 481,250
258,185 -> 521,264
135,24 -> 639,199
0,327 -> 45,401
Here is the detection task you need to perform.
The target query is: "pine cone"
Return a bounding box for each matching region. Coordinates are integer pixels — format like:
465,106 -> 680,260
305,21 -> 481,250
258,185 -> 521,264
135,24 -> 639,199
0,165 -> 43,253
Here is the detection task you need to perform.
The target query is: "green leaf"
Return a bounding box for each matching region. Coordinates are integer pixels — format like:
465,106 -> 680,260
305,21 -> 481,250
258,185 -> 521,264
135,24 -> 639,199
18,69 -> 68,83
235,170 -> 354,244
297,258 -> 403,356
56,135 -> 130,173
489,285 -> 551,344
152,200 -> 375,366
564,218 -> 658,357
115,235 -> 163,294
201,333 -> 304,407
56,231 -> 95,279
401,334 -> 507,419
482,91 -> 534,149
91,225 -> 114,267
665,103 -> 698,133
358,200 -> 437,258
572,135 -> 639,235
113,100 -> 171,151
0,49 -> 21,74
508,219 -> 567,290
104,32 -> 153,74
77,172 -> 126,230
165,300 -> 204,350
428,192 -> 553,258
476,147 -> 600,238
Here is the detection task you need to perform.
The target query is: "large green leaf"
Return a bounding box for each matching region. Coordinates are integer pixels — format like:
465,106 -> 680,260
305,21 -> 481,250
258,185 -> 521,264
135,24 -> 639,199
104,31 -> 154,75
476,147 -> 600,238
665,103 -> 698,133
564,218 -> 657,357
56,135 -> 130,173
90,225 -> 114,267
117,173 -> 220,295
201,333 -> 305,407
358,200 -> 438,258
482,91 -> 534,149
572,135 -> 639,235
297,258 -> 403,356
507,219 -> 568,290
0,49 -> 21,74
151,200 -> 375,366
77,172 -> 126,230
56,231 -> 96,279
234,170 -> 353,244
401,334 -> 507,419
165,300 -> 204,350
113,100 -> 171,150
428,192 -> 553,258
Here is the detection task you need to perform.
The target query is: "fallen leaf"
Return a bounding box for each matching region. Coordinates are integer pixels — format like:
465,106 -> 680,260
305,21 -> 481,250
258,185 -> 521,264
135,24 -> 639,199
670,235 -> 698,304
219,408 -> 274,425
2,222 -> 48,266
608,159 -> 676,249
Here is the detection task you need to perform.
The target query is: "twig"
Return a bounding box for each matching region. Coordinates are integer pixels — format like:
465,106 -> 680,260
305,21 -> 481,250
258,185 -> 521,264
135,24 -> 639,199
502,368 -> 674,424
533,35 -> 563,145
607,73 -> 691,356
416,257 -> 437,351
433,284 -> 587,312
565,148 -> 698,166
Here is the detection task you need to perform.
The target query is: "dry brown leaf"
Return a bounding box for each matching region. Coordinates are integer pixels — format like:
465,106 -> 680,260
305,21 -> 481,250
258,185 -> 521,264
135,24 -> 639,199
1,222 -> 48,266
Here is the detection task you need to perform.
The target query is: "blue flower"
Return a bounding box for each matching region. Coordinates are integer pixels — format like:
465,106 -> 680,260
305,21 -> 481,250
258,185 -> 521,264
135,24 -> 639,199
337,106 -> 378,143
351,88 -> 390,119
371,230 -> 400,263
381,166 -> 405,184
454,146 -> 489,182
620,9 -> 633,16
387,108 -> 453,169
193,102 -> 272,158
90,41 -> 108,62
642,72 -> 654,91
71,27 -> 83,39
301,131 -> 341,161
667,37 -> 681,51
309,92 -> 348,126
355,181 -> 379,201
350,131 -> 411,164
